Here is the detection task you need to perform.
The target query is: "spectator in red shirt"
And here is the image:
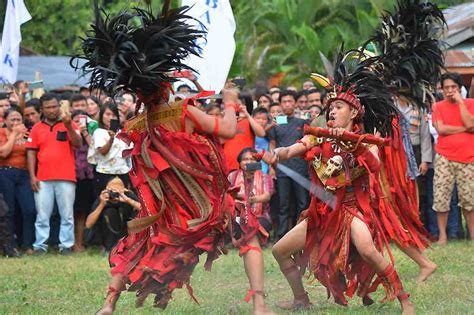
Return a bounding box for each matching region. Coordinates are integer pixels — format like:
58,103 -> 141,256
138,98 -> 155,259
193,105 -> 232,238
223,98 -> 265,172
26,93 -> 82,255
432,72 -> 474,245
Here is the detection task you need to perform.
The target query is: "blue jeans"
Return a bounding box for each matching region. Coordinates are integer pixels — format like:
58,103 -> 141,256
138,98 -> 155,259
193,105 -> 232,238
0,167 -> 36,249
33,180 -> 76,251
425,168 -> 460,238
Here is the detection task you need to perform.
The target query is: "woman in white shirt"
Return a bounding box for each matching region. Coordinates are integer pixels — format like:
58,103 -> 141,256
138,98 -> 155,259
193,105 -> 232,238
91,102 -> 132,193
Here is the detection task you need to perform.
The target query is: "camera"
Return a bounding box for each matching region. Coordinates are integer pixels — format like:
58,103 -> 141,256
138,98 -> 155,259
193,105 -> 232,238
108,190 -> 120,200
0,91 -> 11,100
245,162 -> 262,172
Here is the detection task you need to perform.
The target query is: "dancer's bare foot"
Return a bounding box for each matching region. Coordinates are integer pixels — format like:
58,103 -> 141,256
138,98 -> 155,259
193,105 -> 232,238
276,295 -> 312,310
254,305 -> 277,315
400,299 -> 414,315
96,305 -> 113,315
416,261 -> 437,283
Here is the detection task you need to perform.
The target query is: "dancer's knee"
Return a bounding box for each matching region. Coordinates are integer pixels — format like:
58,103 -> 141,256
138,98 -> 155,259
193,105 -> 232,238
357,245 -> 379,263
272,242 -> 290,262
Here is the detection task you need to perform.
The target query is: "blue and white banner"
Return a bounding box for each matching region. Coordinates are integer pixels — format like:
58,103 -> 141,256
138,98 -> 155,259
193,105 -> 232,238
0,0 -> 31,84
181,0 -> 236,92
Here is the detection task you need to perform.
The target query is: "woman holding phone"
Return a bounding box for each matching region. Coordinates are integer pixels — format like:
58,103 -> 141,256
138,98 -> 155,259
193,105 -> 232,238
90,102 -> 132,193
228,147 -> 275,315
71,110 -> 95,252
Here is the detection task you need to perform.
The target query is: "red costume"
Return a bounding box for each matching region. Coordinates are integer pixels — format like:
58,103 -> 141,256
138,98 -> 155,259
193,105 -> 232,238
109,99 -> 230,308
73,3 -> 234,309
302,1 -> 446,301
376,118 -> 433,251
301,131 -> 405,305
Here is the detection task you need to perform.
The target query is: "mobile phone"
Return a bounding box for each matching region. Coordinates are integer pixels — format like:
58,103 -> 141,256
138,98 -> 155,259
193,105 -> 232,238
109,119 -> 120,132
231,78 -> 246,90
245,162 -> 262,172
276,115 -> 288,125
28,80 -> 44,90
78,115 -> 88,128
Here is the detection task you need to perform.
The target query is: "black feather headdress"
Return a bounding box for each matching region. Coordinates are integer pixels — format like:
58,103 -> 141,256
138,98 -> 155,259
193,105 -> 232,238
362,0 -> 446,108
313,47 -> 398,136
71,1 -> 204,99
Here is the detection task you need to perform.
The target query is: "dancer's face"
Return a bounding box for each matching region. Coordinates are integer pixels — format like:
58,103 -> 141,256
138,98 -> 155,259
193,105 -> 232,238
328,100 -> 357,130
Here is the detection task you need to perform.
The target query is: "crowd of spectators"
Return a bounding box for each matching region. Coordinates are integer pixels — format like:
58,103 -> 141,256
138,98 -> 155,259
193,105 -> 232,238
0,72 -> 472,258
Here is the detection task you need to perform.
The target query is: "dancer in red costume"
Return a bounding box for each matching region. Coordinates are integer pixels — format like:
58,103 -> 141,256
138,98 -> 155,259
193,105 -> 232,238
310,0 -> 445,285
357,0 -> 446,283
72,2 -> 239,313
262,102 -> 414,315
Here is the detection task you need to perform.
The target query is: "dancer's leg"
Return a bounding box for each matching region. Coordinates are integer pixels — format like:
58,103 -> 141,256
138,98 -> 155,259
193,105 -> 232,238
398,245 -> 437,283
272,220 -> 310,309
96,274 -> 126,315
242,236 -> 275,315
351,217 -> 414,315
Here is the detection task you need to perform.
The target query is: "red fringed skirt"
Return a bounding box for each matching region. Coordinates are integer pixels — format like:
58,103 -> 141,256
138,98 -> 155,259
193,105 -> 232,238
305,192 -> 384,305
109,128 -> 230,309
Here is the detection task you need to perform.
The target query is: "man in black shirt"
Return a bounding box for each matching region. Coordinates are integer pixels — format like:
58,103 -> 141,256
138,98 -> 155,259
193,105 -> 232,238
85,178 -> 140,254
268,90 -> 310,238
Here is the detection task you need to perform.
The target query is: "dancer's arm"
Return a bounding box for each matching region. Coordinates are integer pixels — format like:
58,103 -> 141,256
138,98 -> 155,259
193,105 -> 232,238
263,135 -> 313,164
185,89 -> 239,139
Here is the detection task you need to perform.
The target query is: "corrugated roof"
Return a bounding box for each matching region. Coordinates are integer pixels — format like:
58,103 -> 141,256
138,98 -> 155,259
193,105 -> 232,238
443,3 -> 474,46
442,3 -> 474,69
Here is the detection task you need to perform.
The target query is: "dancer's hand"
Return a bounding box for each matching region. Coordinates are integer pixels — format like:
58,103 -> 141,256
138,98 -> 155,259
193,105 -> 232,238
222,88 -> 239,105
328,127 -> 346,139
262,150 -> 278,165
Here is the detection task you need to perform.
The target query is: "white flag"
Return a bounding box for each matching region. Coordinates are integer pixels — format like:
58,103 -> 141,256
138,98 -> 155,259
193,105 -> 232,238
0,0 -> 31,84
181,0 -> 236,92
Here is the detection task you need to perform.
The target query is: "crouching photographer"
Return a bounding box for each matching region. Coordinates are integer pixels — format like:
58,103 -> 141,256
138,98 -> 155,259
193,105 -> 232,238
85,177 -> 140,255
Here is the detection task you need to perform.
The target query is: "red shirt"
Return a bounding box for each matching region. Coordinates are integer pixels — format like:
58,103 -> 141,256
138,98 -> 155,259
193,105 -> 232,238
223,118 -> 255,171
26,120 -> 79,181
432,98 -> 474,163
0,128 -> 27,169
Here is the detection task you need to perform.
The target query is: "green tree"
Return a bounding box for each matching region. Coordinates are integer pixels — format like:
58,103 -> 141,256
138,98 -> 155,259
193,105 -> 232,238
0,0 -> 468,84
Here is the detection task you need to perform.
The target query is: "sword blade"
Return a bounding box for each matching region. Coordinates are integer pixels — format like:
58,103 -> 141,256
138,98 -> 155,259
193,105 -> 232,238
276,163 -> 336,210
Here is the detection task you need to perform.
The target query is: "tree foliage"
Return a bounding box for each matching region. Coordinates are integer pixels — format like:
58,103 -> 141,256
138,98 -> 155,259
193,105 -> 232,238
0,0 -> 468,85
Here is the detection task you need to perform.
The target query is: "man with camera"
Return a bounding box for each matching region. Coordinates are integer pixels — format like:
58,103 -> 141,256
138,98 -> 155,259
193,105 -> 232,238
85,177 -> 140,255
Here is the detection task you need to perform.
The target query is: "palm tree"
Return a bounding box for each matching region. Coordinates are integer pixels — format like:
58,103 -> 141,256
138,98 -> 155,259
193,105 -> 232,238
230,0 -> 387,85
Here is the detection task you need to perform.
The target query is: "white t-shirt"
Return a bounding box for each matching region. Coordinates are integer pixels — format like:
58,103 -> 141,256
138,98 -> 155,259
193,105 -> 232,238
91,128 -> 133,175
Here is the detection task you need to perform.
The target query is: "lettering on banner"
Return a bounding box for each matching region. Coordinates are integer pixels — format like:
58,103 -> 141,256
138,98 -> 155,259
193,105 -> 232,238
3,53 -> 14,68
193,0 -> 220,59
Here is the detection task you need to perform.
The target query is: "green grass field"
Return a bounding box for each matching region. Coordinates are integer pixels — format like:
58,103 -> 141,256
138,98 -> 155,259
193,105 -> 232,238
0,241 -> 473,314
